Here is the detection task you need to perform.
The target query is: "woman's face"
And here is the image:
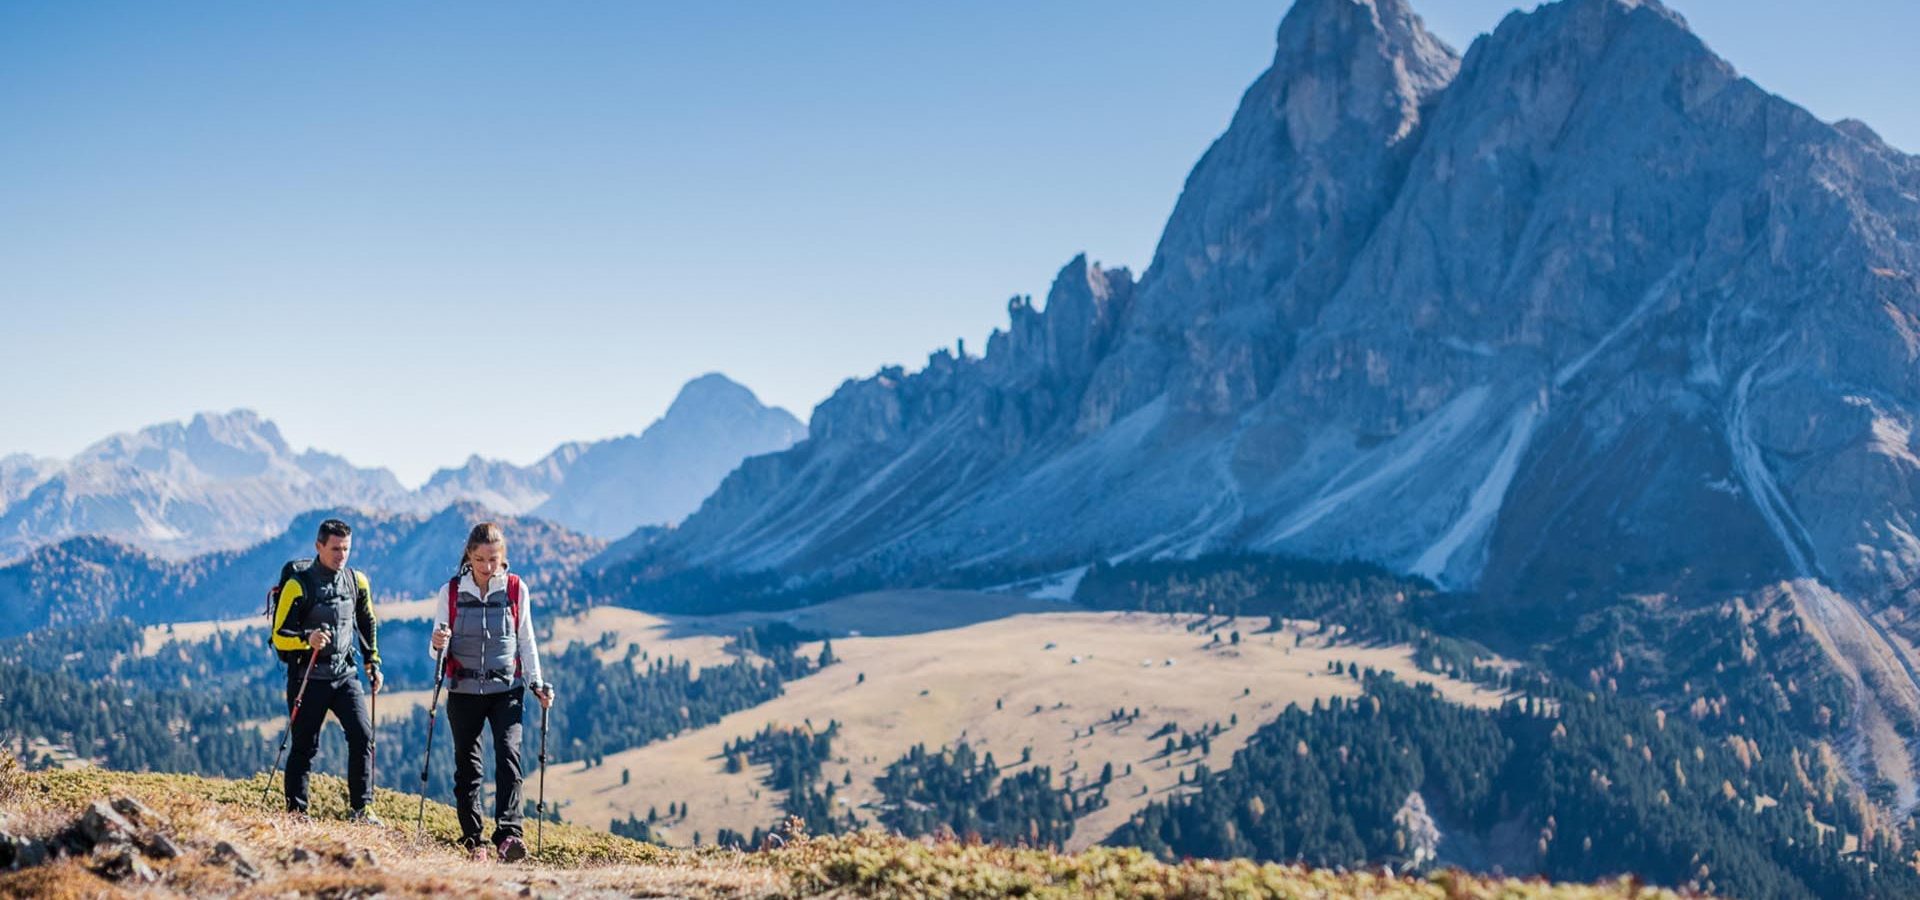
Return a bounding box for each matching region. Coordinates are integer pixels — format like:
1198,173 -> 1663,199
469,541 -> 506,582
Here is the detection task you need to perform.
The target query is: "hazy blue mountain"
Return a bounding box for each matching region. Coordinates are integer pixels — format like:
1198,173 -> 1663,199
0,411 -> 409,561
0,502 -> 602,638
0,374 -> 801,559
0,454 -> 59,515
419,373 -> 806,538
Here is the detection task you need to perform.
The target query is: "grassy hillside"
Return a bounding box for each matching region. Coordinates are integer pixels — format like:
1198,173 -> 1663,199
0,754 -> 1688,898
542,591 -> 1504,851
14,561 -> 1854,894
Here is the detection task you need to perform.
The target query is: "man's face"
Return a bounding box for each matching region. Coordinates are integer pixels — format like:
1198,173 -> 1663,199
316,535 -> 352,570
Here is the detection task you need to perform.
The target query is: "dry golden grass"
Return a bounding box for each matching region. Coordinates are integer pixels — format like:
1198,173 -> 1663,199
776,828 -> 1691,899
125,590 -> 1506,858
137,598 -> 441,657
138,619 -> 253,656
541,591 -> 1506,851
0,759 -> 1691,899
543,604 -> 741,669
0,758 -> 776,898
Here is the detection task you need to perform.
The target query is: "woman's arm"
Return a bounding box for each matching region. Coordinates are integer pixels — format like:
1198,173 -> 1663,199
518,583 -> 543,689
429,581 -> 450,660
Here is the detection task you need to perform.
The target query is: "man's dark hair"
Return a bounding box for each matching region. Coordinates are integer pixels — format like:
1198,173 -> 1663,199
317,518 -> 353,543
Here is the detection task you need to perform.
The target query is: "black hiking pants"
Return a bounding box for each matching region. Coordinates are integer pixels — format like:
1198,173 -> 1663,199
447,686 -> 526,847
283,668 -> 373,813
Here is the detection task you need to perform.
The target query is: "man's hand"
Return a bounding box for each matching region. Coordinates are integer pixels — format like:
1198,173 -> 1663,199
431,624 -> 450,653
368,666 -> 384,694
306,628 -> 332,651
533,682 -> 555,710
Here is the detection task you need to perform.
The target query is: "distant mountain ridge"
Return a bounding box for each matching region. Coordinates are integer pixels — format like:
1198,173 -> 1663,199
0,411 -> 408,561
0,373 -> 803,559
0,502 -> 603,638
418,373 -> 807,538
0,454 -> 60,512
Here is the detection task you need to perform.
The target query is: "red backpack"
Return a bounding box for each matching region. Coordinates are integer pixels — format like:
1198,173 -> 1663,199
443,573 -> 523,680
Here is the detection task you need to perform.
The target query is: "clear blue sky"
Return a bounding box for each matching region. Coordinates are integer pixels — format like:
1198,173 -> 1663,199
4,0 -> 1914,487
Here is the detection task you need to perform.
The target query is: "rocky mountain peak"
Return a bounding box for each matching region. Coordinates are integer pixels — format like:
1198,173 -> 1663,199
661,373 -> 797,430
2,410 -> 406,560
74,409 -> 292,478
641,0 -> 1920,616
976,255 -> 1134,393
1065,0 -> 1461,428
1272,0 -> 1458,108
186,408 -> 288,449
0,454 -> 59,516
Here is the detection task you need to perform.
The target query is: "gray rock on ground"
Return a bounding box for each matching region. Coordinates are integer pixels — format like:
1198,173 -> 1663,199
0,829 -> 48,871
72,800 -> 137,850
211,839 -> 263,881
93,846 -> 159,884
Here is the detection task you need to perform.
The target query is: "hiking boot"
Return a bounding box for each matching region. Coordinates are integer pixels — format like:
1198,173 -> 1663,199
347,807 -> 384,826
497,836 -> 527,863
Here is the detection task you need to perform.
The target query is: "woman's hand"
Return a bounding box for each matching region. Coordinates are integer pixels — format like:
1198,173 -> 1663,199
431,624 -> 450,653
534,682 -> 555,710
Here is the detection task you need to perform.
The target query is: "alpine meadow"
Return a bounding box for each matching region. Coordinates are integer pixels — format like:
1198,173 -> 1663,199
6,1 -> 1920,897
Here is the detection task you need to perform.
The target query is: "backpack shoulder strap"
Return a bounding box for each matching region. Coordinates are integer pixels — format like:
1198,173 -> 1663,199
271,559 -> 316,622
442,575 -> 462,678
507,573 -> 524,679
506,574 -> 523,633
284,558 -> 316,597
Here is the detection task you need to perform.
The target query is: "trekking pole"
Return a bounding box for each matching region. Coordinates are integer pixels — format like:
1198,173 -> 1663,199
260,641 -> 323,807
369,672 -> 378,795
416,641 -> 450,844
536,682 -> 551,856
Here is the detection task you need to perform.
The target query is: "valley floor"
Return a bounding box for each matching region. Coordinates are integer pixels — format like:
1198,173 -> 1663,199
527,589 -> 1506,850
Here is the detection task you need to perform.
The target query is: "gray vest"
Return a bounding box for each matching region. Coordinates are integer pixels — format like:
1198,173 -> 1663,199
447,576 -> 520,695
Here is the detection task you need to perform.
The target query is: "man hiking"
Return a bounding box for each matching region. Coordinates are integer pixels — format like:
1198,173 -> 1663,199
270,517 -> 384,822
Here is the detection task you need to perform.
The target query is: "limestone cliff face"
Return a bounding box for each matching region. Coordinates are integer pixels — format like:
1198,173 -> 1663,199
636,1 -> 1920,804
636,0 -> 1920,626
645,0 -> 1920,617
658,0 -> 1456,578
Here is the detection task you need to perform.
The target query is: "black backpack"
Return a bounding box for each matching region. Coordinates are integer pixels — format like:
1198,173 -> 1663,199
265,558 -> 363,665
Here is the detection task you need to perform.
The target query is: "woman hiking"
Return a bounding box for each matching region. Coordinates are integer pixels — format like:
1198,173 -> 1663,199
429,522 -> 554,862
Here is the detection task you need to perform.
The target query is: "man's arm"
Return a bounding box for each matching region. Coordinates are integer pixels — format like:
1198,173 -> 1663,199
354,570 -> 380,670
272,579 -> 310,652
